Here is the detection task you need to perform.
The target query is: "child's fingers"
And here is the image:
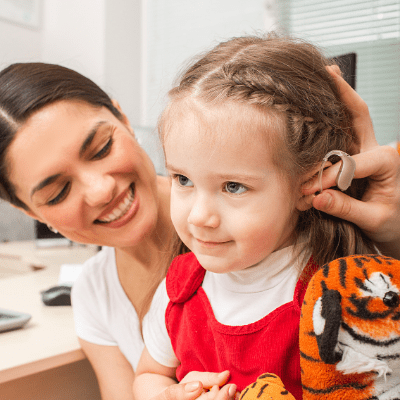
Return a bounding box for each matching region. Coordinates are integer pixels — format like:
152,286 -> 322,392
326,65 -> 378,151
159,382 -> 204,400
203,384 -> 237,400
181,371 -> 230,389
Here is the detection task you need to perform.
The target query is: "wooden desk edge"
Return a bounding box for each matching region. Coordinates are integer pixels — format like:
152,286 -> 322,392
0,348 -> 86,384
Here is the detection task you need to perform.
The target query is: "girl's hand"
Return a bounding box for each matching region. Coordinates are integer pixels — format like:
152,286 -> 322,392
156,381 -> 237,400
180,371 -> 230,387
180,371 -> 237,400
302,66 -> 400,258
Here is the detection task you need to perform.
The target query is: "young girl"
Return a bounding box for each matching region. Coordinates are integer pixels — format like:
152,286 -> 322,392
133,34 -> 380,400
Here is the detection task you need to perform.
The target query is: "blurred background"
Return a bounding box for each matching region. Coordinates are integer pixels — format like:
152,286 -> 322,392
0,0 -> 399,242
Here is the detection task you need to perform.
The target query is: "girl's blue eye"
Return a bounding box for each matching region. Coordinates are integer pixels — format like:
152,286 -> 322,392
92,137 -> 114,160
225,182 -> 247,194
177,175 -> 193,187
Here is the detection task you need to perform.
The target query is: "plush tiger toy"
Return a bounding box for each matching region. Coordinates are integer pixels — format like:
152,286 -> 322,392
239,373 -> 295,400
300,254 -> 400,400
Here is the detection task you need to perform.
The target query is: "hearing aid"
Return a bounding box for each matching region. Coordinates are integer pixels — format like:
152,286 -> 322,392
318,150 -> 356,193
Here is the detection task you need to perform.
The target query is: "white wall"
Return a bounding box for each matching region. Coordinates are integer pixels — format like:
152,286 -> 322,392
41,0 -> 106,87
0,0 -> 272,241
0,18 -> 41,69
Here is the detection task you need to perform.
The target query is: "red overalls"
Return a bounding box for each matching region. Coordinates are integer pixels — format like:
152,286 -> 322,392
165,252 -> 318,400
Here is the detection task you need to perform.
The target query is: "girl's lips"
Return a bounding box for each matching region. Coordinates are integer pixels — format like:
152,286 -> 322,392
196,238 -> 232,248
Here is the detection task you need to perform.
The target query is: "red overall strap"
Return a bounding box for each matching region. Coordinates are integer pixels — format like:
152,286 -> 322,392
165,253 -> 319,400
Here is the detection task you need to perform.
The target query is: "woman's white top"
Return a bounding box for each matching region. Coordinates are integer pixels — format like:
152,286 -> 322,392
71,246 -> 144,370
143,245 -> 306,368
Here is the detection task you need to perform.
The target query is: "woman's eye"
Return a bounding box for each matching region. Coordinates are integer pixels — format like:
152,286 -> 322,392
176,175 -> 193,187
47,182 -> 71,206
225,182 -> 247,194
92,137 -> 114,160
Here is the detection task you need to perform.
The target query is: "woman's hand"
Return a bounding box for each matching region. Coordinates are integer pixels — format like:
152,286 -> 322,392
302,66 -> 400,259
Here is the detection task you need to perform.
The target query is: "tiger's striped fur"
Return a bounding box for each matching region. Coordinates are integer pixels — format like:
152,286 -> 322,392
239,373 -> 295,400
300,255 -> 400,400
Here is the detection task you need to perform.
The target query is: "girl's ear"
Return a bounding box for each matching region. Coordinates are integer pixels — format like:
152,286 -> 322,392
295,166 -> 321,212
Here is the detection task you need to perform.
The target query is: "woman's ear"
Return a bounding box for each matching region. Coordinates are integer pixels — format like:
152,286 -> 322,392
9,202 -> 44,224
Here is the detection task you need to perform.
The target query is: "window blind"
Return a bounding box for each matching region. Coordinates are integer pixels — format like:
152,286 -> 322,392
279,0 -> 400,145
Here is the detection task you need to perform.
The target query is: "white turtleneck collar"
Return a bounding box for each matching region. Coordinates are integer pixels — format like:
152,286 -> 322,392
202,244 -> 309,325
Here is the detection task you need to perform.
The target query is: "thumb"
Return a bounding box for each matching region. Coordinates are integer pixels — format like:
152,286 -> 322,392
312,190 -> 362,225
161,382 -> 204,400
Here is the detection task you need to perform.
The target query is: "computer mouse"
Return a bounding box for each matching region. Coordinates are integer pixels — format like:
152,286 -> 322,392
41,285 -> 72,306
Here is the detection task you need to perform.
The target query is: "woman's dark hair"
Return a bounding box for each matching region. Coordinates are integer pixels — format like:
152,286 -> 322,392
0,62 -> 122,209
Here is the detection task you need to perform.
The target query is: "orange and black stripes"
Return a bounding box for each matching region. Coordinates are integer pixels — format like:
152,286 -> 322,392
240,374 -> 295,400
300,255 -> 400,400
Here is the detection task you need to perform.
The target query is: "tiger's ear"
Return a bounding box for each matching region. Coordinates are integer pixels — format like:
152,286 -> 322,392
313,289 -> 342,364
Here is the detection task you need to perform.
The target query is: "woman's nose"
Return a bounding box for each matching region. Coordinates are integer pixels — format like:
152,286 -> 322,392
187,195 -> 220,228
82,172 -> 115,208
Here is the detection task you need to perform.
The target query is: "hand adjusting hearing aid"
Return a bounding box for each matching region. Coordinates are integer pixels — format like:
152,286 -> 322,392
318,150 -> 356,193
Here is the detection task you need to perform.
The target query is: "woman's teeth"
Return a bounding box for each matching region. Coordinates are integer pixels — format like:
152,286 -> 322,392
98,187 -> 135,223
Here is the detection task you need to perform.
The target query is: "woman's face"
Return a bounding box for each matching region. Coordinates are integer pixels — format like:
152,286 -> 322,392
7,100 -> 159,248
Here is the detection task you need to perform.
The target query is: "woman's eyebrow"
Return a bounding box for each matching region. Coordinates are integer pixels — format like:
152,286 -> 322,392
30,121 -> 108,199
79,121 -> 107,157
30,174 -> 62,199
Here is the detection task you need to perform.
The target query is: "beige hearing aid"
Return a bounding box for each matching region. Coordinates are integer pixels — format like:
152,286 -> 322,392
318,150 -> 356,193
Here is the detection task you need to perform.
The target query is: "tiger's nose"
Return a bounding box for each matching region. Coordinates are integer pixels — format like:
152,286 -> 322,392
383,291 -> 400,308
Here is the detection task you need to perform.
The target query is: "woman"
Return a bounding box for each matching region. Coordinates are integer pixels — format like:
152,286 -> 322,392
0,62 -> 398,400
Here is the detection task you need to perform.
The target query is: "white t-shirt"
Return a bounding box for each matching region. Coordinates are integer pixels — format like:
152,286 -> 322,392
143,245 -> 308,368
71,246 -> 144,370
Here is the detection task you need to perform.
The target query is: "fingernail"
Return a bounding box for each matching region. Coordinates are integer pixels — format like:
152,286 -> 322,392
185,382 -> 200,392
228,384 -> 237,397
218,370 -> 229,378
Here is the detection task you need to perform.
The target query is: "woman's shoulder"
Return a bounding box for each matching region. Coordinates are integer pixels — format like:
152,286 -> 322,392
72,246 -> 116,300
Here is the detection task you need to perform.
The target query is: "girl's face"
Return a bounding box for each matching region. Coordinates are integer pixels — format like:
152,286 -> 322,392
164,100 -> 304,274
7,100 -> 159,248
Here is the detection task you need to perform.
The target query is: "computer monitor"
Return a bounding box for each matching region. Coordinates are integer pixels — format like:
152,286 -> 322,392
35,221 -> 70,247
330,52 -> 357,90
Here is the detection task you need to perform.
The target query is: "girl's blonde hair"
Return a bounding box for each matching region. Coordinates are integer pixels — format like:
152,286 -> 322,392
159,34 -> 375,266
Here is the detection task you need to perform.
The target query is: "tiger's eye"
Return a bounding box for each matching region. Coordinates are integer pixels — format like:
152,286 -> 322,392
383,291 -> 400,308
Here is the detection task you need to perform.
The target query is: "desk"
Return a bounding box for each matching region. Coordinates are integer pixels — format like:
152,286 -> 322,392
0,241 -> 101,400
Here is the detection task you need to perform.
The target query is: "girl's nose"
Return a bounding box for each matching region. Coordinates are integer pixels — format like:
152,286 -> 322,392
82,172 -> 115,208
187,195 -> 220,228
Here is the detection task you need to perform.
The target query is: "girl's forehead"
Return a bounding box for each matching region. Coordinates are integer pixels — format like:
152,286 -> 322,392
163,98 -> 282,146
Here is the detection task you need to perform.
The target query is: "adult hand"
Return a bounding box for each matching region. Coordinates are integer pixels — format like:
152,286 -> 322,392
302,66 -> 400,258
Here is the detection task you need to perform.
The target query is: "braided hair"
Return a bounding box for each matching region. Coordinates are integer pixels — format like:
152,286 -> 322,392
159,34 -> 375,266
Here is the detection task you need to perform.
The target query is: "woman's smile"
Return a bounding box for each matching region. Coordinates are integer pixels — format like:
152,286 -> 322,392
95,184 -> 136,224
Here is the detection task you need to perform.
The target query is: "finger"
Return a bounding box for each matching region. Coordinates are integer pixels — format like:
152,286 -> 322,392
213,384 -> 237,400
162,382 -> 204,400
181,371 -> 230,389
312,189 -> 382,231
302,148 -> 397,196
326,65 -> 378,151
